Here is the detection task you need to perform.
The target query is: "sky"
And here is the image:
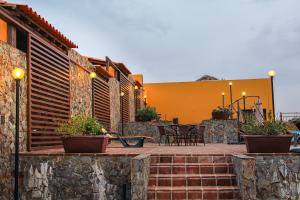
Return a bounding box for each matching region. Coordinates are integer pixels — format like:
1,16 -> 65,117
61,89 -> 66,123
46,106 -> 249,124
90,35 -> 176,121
11,0 -> 300,114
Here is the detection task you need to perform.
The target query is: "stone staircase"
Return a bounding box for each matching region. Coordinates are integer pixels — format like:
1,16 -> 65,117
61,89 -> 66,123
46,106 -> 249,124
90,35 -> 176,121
147,154 -> 240,200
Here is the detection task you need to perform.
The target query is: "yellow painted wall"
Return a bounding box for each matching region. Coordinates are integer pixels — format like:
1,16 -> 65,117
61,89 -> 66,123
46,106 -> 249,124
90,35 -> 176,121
0,18 -> 7,42
144,78 -> 273,124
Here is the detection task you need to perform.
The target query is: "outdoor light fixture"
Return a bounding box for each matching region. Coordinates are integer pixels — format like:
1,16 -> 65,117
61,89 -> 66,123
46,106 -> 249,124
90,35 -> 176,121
134,85 -> 138,90
90,72 -> 96,117
11,67 -> 25,200
242,92 -> 246,111
228,82 -> 233,119
268,70 -> 276,120
12,67 -> 25,80
90,71 -> 97,79
120,91 -> 125,135
268,70 -> 276,77
221,92 -> 225,108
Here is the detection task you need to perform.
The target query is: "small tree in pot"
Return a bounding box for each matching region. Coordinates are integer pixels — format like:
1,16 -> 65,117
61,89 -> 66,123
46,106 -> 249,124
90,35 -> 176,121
212,107 -> 231,120
57,115 -> 108,153
241,120 -> 291,153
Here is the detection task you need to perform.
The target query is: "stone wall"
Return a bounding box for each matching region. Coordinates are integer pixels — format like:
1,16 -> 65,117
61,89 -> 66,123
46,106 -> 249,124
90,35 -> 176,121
233,154 -> 300,200
0,41 -> 28,199
128,75 -> 135,122
201,119 -> 239,144
232,155 -> 256,200
109,78 -> 120,132
18,154 -> 133,200
131,154 -> 151,200
123,121 -> 173,142
69,50 -> 94,117
255,154 -> 300,200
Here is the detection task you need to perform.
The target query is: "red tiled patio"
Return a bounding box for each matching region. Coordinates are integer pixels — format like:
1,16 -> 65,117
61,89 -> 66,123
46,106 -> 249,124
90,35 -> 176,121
20,143 -> 247,156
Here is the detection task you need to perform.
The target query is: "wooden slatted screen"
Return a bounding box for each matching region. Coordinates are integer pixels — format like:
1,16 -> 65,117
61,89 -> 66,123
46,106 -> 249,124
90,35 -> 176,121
120,74 -> 130,123
93,77 -> 110,130
29,35 -> 70,150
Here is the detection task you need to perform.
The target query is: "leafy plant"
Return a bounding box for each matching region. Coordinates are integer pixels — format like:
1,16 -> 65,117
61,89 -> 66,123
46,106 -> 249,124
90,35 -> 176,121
136,107 -> 159,122
56,115 -> 105,136
241,120 -> 287,136
212,107 -> 231,115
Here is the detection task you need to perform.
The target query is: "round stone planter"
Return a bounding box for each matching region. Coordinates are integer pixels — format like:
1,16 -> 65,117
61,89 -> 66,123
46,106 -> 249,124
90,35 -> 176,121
62,135 -> 108,153
243,135 -> 293,153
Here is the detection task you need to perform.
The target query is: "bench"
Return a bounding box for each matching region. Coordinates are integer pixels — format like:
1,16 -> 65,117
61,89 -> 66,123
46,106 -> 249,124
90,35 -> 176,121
109,136 -> 154,148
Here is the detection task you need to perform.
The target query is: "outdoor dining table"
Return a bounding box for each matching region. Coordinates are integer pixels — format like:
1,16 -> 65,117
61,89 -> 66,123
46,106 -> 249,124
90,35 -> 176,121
167,124 -> 199,146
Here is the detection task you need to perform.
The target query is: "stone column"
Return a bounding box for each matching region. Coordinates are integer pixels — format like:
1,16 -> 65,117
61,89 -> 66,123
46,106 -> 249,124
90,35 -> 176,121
232,155 -> 256,200
109,78 -> 120,132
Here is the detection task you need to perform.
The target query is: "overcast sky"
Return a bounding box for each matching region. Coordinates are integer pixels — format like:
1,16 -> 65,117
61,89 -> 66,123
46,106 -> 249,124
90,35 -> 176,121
11,0 -> 300,114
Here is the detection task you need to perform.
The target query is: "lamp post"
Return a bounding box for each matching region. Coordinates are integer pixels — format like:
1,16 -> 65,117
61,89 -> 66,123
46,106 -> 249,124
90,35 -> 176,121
12,67 -> 25,200
134,85 -> 138,115
229,82 -> 233,119
268,70 -> 276,120
144,94 -> 147,106
242,91 -> 246,111
221,92 -> 225,108
90,72 -> 97,117
120,91 -> 125,136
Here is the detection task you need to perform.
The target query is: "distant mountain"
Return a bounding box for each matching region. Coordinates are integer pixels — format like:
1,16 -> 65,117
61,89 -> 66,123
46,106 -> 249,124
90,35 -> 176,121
196,75 -> 218,81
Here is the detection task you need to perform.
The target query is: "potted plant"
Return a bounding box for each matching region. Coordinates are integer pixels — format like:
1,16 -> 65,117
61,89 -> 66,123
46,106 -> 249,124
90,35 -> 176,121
212,107 -> 231,120
56,115 -> 108,153
241,120 -> 292,153
136,107 -> 159,122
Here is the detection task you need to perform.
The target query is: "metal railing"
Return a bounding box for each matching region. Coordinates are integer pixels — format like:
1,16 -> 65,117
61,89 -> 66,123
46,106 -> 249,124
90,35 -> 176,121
280,112 -> 300,122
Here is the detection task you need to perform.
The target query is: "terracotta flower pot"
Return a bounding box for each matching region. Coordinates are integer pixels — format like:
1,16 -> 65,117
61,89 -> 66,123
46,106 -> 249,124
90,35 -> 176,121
62,135 -> 108,153
243,135 -> 293,153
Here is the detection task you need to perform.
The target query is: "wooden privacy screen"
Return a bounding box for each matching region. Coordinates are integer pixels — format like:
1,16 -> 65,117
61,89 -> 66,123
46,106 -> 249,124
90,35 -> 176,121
93,77 -> 110,130
29,35 -> 70,150
120,73 -> 130,123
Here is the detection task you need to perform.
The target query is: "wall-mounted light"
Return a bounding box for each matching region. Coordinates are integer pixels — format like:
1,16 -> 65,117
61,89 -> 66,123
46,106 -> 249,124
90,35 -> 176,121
134,85 -> 138,90
120,91 -> 125,97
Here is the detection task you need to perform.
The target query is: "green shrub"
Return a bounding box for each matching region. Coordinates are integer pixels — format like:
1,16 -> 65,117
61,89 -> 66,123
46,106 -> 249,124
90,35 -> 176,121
241,120 -> 287,136
136,107 -> 159,122
56,115 -> 105,136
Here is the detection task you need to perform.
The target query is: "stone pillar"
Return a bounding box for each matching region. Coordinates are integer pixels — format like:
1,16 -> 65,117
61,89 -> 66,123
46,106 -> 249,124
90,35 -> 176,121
0,41 -> 28,199
68,50 -> 94,117
131,154 -> 151,200
232,155 -> 256,200
109,78 -> 120,132
128,75 -> 135,122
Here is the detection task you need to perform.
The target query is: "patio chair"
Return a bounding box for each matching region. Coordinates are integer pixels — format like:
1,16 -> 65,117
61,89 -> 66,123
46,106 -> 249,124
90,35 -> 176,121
177,125 -> 191,146
194,125 -> 205,146
157,125 -> 171,145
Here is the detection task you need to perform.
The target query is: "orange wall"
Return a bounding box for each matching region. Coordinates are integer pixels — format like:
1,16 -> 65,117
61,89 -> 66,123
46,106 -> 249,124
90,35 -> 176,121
144,78 -> 273,124
0,18 -> 7,42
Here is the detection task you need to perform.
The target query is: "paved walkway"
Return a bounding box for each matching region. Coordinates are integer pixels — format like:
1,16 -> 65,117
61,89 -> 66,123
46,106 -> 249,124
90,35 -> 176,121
21,143 -> 247,156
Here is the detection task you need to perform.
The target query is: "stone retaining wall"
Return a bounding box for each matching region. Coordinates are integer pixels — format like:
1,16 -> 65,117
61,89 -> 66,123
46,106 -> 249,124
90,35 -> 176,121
201,119 -> 238,144
18,154 -> 137,200
233,154 -> 300,200
131,154 -> 151,200
123,121 -> 173,142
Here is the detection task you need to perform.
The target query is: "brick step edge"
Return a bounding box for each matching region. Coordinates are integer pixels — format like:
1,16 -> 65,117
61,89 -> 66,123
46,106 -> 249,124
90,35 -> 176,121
148,186 -> 239,192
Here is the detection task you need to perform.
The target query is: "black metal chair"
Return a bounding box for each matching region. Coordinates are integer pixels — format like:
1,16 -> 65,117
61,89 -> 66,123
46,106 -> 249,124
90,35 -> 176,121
157,125 -> 176,145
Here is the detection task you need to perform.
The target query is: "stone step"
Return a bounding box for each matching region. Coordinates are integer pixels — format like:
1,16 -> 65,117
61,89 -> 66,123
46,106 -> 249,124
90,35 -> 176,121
150,163 -> 233,175
148,173 -> 237,187
147,186 -> 240,199
151,155 -> 232,164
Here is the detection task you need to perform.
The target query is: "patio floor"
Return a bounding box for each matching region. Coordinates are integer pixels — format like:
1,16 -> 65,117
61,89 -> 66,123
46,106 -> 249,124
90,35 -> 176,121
21,143 -> 247,156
